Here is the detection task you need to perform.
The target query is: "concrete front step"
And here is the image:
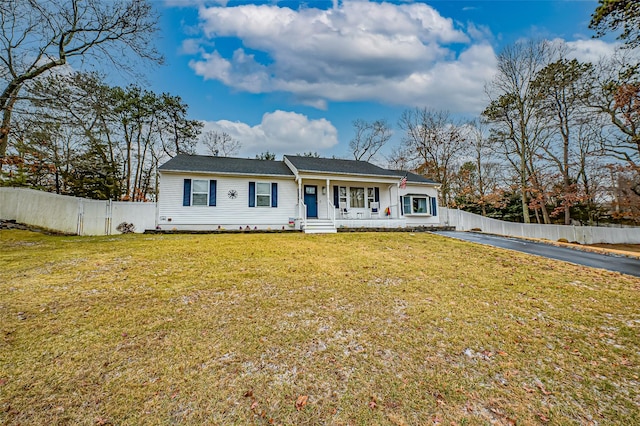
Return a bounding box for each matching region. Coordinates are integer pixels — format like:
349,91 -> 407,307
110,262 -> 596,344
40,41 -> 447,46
303,220 -> 337,234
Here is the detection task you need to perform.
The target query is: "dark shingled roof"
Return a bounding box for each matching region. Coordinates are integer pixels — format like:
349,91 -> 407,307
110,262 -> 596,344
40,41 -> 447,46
159,154 -> 439,184
390,170 -> 439,185
284,155 -> 400,178
159,154 -> 294,177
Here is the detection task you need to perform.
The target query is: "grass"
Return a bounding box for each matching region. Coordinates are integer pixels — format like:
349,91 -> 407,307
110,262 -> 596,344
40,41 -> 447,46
1,230 -> 639,425
588,243 -> 640,255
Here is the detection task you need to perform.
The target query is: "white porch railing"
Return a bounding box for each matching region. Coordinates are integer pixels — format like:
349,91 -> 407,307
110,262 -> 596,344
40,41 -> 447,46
299,202 -> 307,230
328,200 -> 336,226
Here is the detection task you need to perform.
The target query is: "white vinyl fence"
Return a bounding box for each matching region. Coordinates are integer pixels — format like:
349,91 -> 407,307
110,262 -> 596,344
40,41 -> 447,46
440,207 -> 640,245
0,187 -> 156,235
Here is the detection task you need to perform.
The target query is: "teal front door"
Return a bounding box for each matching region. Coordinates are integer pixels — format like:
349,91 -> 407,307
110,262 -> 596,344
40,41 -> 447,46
304,185 -> 318,218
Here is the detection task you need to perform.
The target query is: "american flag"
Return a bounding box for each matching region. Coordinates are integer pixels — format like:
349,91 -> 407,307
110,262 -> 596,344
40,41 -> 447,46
399,174 -> 407,189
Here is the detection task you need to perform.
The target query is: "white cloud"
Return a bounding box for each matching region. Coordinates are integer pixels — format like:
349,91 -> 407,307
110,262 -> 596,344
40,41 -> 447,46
186,0 -> 497,114
564,39 -> 621,63
180,38 -> 203,55
199,110 -> 339,156
182,1 -> 622,115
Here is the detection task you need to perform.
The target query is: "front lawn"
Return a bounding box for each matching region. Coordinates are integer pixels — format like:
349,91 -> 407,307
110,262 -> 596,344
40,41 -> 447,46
1,231 -> 638,425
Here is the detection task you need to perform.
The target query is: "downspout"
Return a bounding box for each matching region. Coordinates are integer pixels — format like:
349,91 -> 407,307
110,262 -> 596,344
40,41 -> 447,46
388,184 -> 396,218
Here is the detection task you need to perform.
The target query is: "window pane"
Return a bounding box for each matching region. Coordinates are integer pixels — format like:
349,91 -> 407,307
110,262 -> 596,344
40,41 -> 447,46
403,197 -> 411,215
339,187 -> 347,204
367,188 -> 375,205
193,193 -> 208,206
257,182 -> 270,195
257,195 -> 270,207
192,180 -> 208,193
413,197 -> 427,213
350,187 -> 364,208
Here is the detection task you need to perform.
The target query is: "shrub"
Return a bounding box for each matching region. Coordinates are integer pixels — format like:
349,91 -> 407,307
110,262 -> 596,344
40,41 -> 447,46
116,222 -> 136,234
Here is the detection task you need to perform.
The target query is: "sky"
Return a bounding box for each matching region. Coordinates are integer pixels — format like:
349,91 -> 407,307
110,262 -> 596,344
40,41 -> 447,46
144,0 -> 617,161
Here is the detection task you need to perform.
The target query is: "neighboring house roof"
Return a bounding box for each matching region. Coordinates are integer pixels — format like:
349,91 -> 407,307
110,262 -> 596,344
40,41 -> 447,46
284,155 -> 400,178
158,154 -> 295,177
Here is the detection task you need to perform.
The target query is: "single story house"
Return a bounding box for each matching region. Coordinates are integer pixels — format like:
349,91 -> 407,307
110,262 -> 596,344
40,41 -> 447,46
157,154 -> 441,233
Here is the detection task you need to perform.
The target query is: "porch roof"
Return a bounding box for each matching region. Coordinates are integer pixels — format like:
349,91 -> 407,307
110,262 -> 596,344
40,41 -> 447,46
284,155 -> 401,178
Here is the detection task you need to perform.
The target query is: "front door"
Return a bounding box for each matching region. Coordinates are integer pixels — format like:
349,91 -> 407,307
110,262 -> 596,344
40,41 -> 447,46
304,185 -> 318,218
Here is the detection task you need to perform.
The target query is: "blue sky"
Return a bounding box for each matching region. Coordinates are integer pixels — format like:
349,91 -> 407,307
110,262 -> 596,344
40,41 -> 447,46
146,0 -> 614,160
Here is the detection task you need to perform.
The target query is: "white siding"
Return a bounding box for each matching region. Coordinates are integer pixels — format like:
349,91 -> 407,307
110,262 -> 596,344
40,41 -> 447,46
399,184 -> 440,226
158,172 -> 298,230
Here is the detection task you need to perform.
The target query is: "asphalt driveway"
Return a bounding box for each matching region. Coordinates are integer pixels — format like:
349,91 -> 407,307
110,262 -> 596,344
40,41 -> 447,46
434,231 -> 640,278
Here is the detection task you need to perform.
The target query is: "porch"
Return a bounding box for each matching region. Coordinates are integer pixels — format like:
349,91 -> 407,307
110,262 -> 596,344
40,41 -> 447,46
335,218 -> 406,229
302,216 -> 407,234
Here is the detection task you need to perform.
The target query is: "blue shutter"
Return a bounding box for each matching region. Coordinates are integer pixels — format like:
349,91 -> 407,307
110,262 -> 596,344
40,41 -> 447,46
333,185 -> 339,207
431,196 -> 437,216
374,187 -> 380,202
400,196 -> 404,215
248,182 -> 255,207
271,182 -> 278,207
209,180 -> 217,206
183,179 -> 191,206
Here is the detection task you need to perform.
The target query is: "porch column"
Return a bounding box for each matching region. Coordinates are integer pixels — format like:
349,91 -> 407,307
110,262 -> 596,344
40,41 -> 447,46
326,178 -> 330,218
298,178 -> 303,221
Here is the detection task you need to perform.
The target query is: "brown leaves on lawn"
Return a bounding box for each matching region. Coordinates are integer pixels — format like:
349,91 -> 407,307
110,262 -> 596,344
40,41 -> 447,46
295,395 -> 308,411
536,381 -> 552,396
368,397 -> 377,409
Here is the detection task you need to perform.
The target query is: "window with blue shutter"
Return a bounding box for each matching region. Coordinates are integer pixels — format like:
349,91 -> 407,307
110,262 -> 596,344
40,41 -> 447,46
249,181 -> 279,207
271,183 -> 278,207
209,180 -> 217,206
183,179 -> 191,206
248,182 -> 256,207
374,187 -> 380,203
333,185 -> 339,207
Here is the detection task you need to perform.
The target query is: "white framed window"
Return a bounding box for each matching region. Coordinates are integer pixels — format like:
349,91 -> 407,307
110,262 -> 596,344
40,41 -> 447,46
339,186 -> 347,206
192,179 -> 209,206
402,194 -> 433,215
256,182 -> 271,207
350,187 -> 365,208
367,188 -> 375,208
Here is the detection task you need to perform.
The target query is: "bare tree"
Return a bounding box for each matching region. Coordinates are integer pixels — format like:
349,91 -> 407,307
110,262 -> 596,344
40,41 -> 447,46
201,130 -> 241,157
483,40 -> 556,223
465,120 -> 505,216
398,108 -> 468,206
349,119 -> 392,162
0,0 -> 162,159
587,51 -> 640,169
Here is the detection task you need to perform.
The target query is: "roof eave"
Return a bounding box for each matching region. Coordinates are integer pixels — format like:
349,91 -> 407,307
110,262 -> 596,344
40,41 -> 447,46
158,169 -> 295,178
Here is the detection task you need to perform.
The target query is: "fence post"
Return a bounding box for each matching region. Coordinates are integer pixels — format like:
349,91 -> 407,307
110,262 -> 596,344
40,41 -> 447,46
76,199 -> 84,236
105,200 -> 112,235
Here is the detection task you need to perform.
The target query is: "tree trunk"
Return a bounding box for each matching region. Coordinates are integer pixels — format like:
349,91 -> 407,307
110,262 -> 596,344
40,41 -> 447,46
520,149 -> 530,223
0,88 -> 20,160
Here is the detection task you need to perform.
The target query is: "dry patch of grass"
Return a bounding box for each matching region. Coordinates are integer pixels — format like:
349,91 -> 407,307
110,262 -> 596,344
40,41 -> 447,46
1,230 -> 639,425
588,243 -> 640,255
